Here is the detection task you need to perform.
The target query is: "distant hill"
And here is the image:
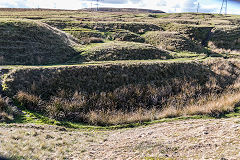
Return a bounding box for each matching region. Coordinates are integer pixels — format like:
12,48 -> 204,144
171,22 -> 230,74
82,7 -> 165,13
0,8 -> 165,13
0,8 -> 75,11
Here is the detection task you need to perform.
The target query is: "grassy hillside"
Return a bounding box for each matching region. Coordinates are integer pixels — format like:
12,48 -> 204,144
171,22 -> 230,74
1,9 -> 240,126
0,19 -> 79,65
2,59 -> 240,125
75,41 -> 171,62
82,7 -> 165,13
1,10 -> 240,65
1,9 -> 240,160
209,26 -> 240,52
144,31 -> 206,53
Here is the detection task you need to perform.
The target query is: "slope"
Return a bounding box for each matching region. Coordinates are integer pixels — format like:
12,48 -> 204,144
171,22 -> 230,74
0,19 -> 79,65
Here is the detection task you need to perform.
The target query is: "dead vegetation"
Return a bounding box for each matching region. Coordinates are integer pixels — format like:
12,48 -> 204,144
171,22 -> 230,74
0,117 -> 240,159
1,59 -> 239,125
0,96 -> 18,122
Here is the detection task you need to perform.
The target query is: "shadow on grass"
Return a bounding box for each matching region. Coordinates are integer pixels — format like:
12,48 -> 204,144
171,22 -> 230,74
202,47 -> 224,58
209,103 -> 240,119
0,156 -> 14,160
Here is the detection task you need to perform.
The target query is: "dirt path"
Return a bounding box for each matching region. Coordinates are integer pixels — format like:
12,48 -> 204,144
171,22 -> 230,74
84,118 -> 240,160
0,118 -> 240,159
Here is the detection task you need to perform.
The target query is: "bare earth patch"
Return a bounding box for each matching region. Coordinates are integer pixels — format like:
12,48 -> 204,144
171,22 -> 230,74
1,118 -> 240,159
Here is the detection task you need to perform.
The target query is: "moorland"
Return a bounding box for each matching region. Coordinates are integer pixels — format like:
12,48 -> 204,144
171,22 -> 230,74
0,8 -> 240,159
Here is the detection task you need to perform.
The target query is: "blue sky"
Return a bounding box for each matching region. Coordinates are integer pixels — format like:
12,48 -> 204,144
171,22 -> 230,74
0,0 -> 240,14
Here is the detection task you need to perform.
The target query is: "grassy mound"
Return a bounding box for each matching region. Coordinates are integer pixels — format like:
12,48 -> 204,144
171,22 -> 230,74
77,41 -> 172,61
48,21 -> 162,34
0,20 -> 79,65
3,59 -> 240,125
209,26 -> 240,52
181,26 -> 213,45
64,28 -> 145,44
144,31 -> 205,53
63,27 -> 105,44
108,29 -> 145,43
164,24 -> 213,44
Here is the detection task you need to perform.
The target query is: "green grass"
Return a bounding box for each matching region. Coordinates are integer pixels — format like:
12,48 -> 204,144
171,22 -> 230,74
4,106 -> 240,131
0,19 -> 79,65
4,107 -> 212,130
143,31 -> 206,53
224,106 -> 240,118
11,109 -> 103,130
69,41 -> 172,62
0,57 -> 209,71
0,10 -> 240,65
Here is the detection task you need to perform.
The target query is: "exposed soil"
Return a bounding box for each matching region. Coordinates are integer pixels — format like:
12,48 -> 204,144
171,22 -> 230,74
1,118 -> 240,159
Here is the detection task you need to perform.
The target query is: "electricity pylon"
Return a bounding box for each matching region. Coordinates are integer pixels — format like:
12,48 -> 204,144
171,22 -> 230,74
95,0 -> 104,11
197,2 -> 200,13
219,0 -> 228,15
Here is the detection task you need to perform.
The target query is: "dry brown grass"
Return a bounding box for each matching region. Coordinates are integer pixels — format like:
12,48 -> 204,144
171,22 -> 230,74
0,124 -> 108,159
16,91 -> 42,112
15,84 -> 240,125
86,90 -> 240,125
87,108 -> 158,125
183,93 -> 239,116
0,96 -> 14,122
10,59 -> 240,125
161,91 -> 240,118
1,117 -> 240,159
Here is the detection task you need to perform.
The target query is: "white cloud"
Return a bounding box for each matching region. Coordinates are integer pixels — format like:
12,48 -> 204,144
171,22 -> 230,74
143,0 -> 217,13
0,0 -> 25,8
97,0 -> 218,13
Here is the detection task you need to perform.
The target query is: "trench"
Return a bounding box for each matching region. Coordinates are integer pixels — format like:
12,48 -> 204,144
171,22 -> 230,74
202,28 -> 215,47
